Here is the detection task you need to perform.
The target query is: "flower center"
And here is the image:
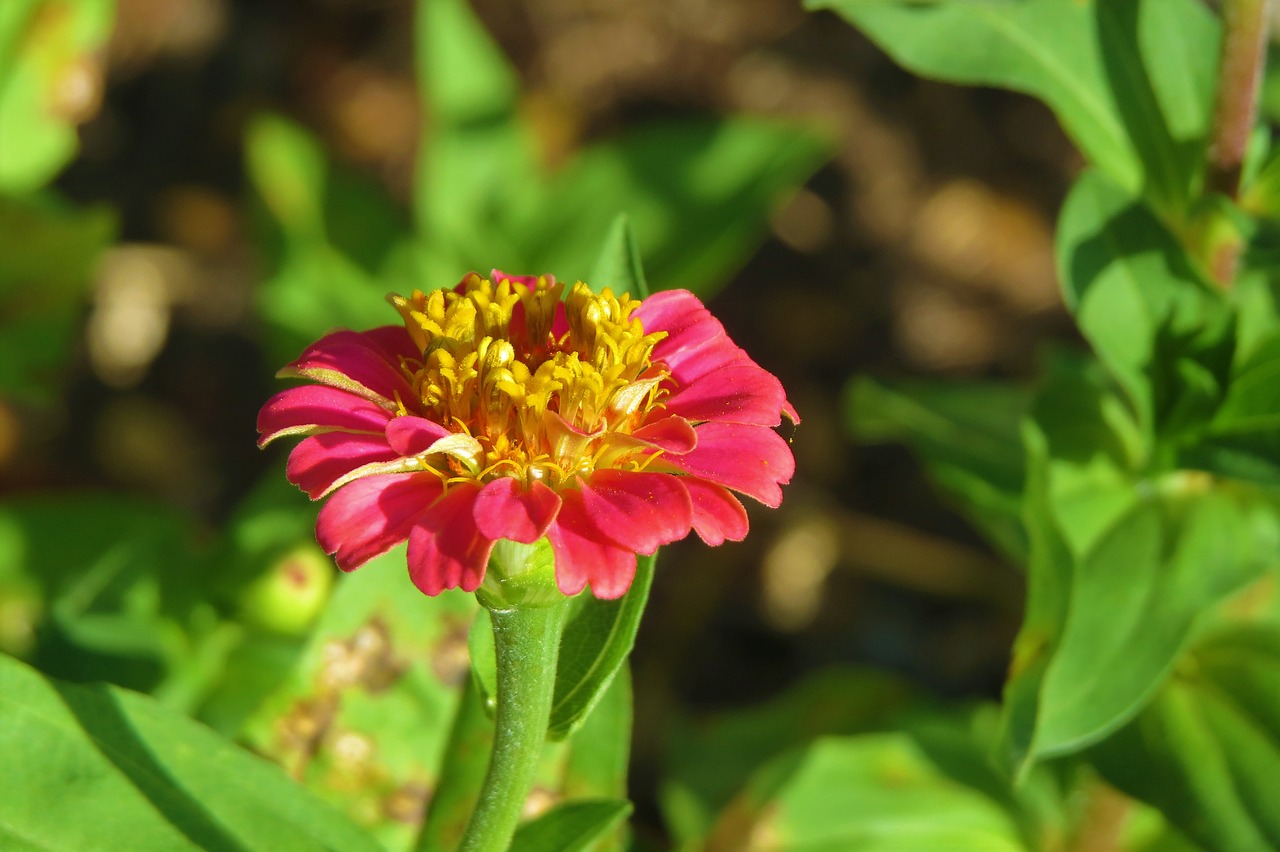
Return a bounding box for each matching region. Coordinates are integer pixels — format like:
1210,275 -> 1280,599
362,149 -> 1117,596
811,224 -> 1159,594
388,274 -> 670,487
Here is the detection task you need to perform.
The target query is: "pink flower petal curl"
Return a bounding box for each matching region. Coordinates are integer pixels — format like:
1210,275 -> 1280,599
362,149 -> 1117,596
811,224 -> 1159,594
316,473 -> 443,571
407,482 -> 493,595
287,432 -> 399,499
578,470 -> 693,555
473,478 -> 562,544
546,489 -> 637,599
258,385 -> 394,446
664,422 -> 795,508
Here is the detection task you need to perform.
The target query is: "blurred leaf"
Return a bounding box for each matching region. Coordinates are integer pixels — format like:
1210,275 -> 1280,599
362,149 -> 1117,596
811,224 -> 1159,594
661,668 -> 915,843
705,732 -> 1026,851
809,0 -> 1217,214
241,548 -> 477,849
589,214 -> 649,299
0,0 -> 115,192
515,119 -> 832,295
1182,332 -> 1280,487
1057,170 -> 1233,441
548,553 -> 655,741
1091,624 -> 1280,852
562,668 -> 632,852
846,375 -> 1030,560
414,0 -> 515,130
0,653 -> 381,851
0,193 -> 115,401
0,493 -> 205,692
415,677 -> 494,852
510,799 -> 632,852
246,114 -> 414,365
246,114 -> 328,243
563,667 -> 632,801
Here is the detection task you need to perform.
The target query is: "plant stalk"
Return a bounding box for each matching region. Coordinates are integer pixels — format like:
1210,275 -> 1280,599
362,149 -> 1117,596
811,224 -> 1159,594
455,599 -> 566,852
1207,0 -> 1272,200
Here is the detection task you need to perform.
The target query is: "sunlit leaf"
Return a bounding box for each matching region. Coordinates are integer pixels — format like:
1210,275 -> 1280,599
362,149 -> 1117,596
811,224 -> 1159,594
1057,170 -> 1233,441
0,0 -> 115,191
0,654 -> 381,851
809,0 -> 1218,214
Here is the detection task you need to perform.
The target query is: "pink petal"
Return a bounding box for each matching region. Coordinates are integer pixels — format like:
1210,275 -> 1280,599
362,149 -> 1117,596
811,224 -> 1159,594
578,470 -> 693,554
629,416 -> 699,454
287,432 -> 399,499
664,422 -> 795,508
634,290 -> 724,360
661,333 -> 754,386
258,385 -> 393,446
473,478 -> 562,543
682,478 -> 749,546
385,415 -> 452,456
407,482 -> 493,595
546,489 -> 637,599
663,364 -> 786,426
280,328 -> 416,407
362,325 -> 422,362
316,473 -> 441,570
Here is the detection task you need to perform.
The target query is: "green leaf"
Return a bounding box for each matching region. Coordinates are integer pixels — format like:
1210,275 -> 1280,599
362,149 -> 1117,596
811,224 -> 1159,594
706,733 -> 1026,851
0,653 -> 380,851
999,465 -> 1272,774
0,494 -> 206,691
563,667 -> 632,802
809,0 -> 1218,214
589,214 -> 650,299
1057,170 -> 1232,439
560,668 -> 633,852
547,553 -> 656,741
510,800 -> 632,852
415,677 -> 495,852
1182,331 -> 1280,487
246,114 -> 328,244
0,193 -> 115,401
1091,625 -> 1280,852
0,0 -> 115,192
240,548 -> 478,849
414,0 -> 515,130
515,119 -> 831,296
661,668 -> 914,843
846,375 -> 1030,560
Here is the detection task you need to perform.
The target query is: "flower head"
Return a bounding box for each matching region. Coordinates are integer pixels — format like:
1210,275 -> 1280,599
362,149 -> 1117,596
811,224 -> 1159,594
258,271 -> 796,599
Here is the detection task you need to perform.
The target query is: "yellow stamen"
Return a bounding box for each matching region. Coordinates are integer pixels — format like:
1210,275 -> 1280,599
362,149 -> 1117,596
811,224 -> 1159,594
384,275 -> 670,489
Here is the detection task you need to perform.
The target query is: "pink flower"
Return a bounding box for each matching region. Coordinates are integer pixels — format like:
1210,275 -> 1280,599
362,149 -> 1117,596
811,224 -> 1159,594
257,272 -> 796,599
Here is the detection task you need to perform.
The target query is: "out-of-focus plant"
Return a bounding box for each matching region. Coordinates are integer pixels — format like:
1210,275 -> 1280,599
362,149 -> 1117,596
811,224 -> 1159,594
799,1 -> 1280,850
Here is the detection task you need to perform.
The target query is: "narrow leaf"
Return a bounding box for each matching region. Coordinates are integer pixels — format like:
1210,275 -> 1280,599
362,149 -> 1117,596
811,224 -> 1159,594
548,553 -> 655,740
589,214 -> 650,299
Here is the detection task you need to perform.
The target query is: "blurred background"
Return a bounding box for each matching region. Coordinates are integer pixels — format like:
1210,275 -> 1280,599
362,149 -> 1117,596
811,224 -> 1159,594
1,0 -> 1091,841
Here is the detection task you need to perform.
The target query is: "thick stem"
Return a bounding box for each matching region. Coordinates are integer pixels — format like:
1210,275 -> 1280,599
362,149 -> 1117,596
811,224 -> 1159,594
1207,0 -> 1271,199
457,600 -> 566,852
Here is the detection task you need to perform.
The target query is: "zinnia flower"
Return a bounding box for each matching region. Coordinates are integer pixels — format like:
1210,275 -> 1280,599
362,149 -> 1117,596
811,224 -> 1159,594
257,272 -> 796,599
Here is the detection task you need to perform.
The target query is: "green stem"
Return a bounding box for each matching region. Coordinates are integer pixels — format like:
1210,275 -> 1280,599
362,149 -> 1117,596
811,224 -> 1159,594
457,600 -> 567,852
